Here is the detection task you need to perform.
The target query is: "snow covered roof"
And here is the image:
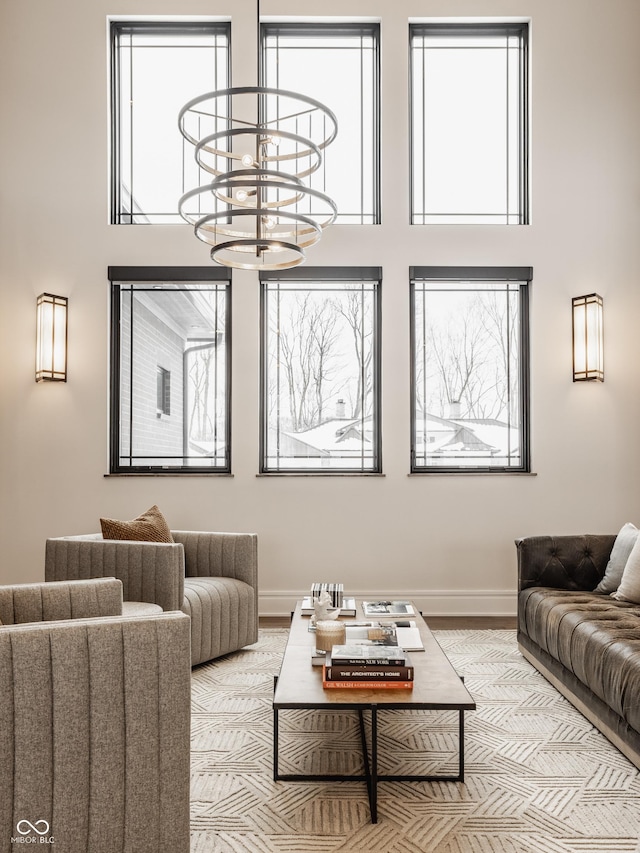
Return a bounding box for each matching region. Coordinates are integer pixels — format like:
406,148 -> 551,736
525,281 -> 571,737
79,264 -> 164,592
282,417 -> 372,456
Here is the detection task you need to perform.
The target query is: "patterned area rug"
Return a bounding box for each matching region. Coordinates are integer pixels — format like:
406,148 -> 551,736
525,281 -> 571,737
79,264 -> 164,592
190,629 -> 640,852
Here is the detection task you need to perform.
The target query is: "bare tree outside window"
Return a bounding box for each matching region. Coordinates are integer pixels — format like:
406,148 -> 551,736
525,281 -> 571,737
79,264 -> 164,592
262,274 -> 381,473
411,271 -> 530,472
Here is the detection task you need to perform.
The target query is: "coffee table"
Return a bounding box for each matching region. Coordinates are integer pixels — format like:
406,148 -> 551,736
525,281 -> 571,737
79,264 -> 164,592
273,600 -> 476,823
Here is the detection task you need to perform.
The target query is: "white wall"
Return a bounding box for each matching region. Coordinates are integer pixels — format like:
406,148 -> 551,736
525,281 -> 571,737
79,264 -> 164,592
1,0 -> 639,615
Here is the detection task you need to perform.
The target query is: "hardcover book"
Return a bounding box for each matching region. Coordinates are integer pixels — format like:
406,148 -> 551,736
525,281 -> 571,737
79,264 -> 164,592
311,582 -> 344,608
322,671 -> 413,690
329,644 -> 408,666
324,658 -> 414,682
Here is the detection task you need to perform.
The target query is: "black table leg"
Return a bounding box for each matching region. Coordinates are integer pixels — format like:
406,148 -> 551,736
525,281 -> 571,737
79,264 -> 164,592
459,676 -> 465,782
458,708 -> 464,782
273,700 -> 470,822
371,706 -> 378,823
358,710 -> 370,779
273,676 -> 279,781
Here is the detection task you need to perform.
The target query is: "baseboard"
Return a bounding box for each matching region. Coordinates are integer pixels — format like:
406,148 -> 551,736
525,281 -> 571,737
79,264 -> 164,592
258,589 -> 517,618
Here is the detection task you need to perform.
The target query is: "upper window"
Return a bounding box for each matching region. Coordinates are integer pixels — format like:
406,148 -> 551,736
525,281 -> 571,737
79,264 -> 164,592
110,22 -> 230,224
261,268 -> 381,473
410,23 -> 529,225
261,23 -> 380,225
109,267 -> 230,473
411,267 -> 531,473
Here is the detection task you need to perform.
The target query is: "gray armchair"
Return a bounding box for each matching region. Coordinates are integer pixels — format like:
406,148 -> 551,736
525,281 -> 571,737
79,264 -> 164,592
0,578 -> 191,853
45,530 -> 259,666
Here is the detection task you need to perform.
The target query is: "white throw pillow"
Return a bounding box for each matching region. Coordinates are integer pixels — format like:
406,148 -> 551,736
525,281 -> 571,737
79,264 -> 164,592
594,522 -> 639,594
612,534 -> 640,603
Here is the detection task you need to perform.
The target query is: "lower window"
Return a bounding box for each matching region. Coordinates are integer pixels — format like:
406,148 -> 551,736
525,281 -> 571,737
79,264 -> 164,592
411,267 -> 531,473
261,268 -> 381,473
109,267 -> 230,473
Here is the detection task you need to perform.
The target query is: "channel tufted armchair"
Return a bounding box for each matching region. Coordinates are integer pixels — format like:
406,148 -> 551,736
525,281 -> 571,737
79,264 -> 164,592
45,530 -> 259,666
0,578 -> 191,853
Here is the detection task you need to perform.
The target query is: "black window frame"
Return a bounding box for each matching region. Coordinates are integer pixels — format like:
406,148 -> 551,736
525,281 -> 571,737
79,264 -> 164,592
109,266 -> 232,475
109,20 -> 231,226
260,21 -> 381,225
409,22 -> 530,226
410,266 -> 531,474
259,267 -> 383,475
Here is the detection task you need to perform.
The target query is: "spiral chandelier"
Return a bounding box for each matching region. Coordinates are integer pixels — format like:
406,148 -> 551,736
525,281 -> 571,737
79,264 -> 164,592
178,8 -> 338,270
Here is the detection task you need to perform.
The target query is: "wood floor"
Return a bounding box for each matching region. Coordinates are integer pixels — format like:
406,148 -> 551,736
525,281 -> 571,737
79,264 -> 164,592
260,615 -> 516,629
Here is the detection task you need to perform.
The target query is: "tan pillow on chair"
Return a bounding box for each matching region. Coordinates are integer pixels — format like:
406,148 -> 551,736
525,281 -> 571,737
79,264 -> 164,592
100,505 -> 174,543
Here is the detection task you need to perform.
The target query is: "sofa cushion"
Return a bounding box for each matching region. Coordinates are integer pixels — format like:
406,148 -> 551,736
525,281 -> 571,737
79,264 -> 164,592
100,505 -> 174,543
594,522 -> 638,594
612,534 -> 640,604
182,577 -> 257,666
519,587 -> 640,733
122,601 -> 164,616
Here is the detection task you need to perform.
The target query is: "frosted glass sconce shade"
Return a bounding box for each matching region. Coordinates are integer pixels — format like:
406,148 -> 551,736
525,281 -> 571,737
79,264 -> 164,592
36,293 -> 68,382
572,293 -> 603,382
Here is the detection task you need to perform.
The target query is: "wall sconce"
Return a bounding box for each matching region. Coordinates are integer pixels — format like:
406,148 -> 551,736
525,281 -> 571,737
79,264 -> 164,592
36,293 -> 68,382
572,293 -> 603,382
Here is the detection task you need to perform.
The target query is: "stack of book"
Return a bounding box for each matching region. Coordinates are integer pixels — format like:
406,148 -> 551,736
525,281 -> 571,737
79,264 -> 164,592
302,597 -> 356,617
323,644 -> 414,689
311,582 -> 344,608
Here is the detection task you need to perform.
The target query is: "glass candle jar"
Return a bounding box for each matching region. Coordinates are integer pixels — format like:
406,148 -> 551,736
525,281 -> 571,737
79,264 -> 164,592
315,620 -> 346,653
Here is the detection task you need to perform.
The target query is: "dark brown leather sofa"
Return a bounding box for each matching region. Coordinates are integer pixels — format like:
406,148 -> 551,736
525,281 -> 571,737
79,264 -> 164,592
516,534 -> 640,770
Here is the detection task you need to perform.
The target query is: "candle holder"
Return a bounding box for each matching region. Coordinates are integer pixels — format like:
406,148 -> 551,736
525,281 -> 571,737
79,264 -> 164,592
315,620 -> 346,654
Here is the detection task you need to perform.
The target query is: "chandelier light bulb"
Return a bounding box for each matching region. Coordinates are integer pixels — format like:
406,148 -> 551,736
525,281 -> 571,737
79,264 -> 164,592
236,189 -> 248,202
241,153 -> 255,167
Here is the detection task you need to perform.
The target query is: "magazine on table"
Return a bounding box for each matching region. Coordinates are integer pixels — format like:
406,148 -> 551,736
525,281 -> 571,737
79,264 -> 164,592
344,621 -> 424,652
311,621 -> 424,663
362,600 -> 415,617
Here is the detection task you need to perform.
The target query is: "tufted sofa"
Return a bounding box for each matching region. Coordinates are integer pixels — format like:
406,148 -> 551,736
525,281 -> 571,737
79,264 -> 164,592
516,534 -> 640,770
